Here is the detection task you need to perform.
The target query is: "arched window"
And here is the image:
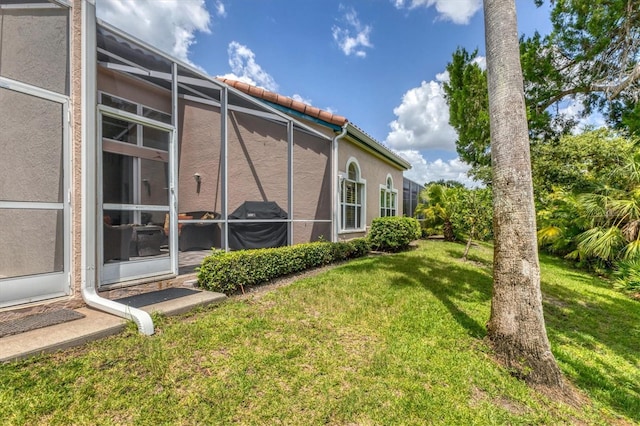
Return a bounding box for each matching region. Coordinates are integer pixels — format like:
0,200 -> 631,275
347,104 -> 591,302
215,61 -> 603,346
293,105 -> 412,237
380,175 -> 397,217
341,158 -> 365,231
348,162 -> 359,180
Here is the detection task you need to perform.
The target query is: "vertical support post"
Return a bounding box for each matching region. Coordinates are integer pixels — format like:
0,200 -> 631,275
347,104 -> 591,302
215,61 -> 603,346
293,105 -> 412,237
170,62 -> 179,274
287,121 -> 294,246
221,87 -> 229,251
331,138 -> 337,242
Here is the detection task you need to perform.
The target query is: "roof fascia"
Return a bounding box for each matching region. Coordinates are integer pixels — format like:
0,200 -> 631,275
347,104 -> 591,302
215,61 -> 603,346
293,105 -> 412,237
264,102 -> 342,132
345,124 -> 411,170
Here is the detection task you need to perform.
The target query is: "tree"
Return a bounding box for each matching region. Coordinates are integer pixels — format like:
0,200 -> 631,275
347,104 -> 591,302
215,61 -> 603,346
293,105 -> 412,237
445,1 -> 640,183
531,129 -> 634,201
414,184 -> 461,242
530,0 -> 640,128
425,179 -> 465,188
538,145 -> 640,269
483,0 -> 563,387
443,49 -> 492,183
450,188 -> 493,260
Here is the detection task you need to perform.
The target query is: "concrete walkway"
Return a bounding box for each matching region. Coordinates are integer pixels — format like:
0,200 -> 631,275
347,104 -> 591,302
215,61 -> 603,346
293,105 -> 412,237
0,289 -> 226,363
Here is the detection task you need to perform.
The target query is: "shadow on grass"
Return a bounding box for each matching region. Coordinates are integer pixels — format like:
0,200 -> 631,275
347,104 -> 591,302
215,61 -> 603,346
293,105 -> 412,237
339,251 -> 492,339
337,244 -> 640,421
538,260 -> 640,421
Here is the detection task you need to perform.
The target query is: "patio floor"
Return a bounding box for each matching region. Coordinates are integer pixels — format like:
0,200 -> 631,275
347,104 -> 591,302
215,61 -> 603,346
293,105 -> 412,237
178,249 -> 211,275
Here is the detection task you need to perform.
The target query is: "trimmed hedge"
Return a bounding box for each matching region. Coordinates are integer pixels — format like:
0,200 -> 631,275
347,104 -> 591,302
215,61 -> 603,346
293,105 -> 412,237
197,238 -> 370,294
368,216 -> 421,252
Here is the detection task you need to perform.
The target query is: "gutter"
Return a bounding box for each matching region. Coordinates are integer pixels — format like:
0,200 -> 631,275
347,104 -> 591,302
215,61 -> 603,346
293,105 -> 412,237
80,0 -> 154,335
332,124 -> 348,242
345,123 -> 411,171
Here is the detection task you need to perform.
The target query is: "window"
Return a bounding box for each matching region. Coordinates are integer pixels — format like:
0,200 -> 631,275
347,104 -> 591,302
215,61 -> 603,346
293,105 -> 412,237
380,175 -> 397,217
340,159 -> 365,231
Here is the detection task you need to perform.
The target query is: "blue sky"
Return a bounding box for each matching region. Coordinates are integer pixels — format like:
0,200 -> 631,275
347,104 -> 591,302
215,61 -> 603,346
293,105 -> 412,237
97,0 -> 555,186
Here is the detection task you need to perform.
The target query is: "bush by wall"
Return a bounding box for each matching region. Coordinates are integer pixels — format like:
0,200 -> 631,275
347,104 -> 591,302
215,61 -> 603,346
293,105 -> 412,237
368,217 -> 422,252
197,238 -> 370,294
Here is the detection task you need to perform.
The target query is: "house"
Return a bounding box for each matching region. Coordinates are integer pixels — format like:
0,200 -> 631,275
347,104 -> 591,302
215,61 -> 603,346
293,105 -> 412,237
0,0 -> 410,332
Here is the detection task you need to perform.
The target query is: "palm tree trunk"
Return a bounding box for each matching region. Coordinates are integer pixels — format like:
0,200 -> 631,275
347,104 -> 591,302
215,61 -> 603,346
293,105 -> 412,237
484,0 -> 563,387
443,220 -> 455,242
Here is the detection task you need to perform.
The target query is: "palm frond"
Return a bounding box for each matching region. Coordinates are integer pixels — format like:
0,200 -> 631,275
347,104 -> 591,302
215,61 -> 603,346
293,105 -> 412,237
576,193 -> 609,222
622,238 -> 640,261
537,225 -> 562,245
576,226 -> 625,262
564,249 -> 582,261
609,198 -> 640,224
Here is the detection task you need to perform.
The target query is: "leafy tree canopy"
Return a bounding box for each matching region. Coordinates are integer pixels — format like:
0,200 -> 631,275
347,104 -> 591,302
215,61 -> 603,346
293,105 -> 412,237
442,49 -> 491,183
425,179 -> 465,188
531,128 -> 636,199
529,0 -> 640,128
444,0 -> 640,184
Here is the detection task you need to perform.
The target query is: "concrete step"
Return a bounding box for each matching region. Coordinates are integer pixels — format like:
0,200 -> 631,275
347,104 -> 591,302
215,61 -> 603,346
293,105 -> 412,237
0,290 -> 226,363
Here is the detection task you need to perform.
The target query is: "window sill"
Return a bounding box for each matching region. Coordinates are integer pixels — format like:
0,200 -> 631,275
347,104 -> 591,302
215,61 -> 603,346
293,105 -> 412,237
338,228 -> 366,235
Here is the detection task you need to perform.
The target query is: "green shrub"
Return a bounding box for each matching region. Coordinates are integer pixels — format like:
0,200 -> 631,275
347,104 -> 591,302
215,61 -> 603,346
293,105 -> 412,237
613,259 -> 640,292
368,217 -> 421,252
197,239 -> 369,294
350,238 -> 371,257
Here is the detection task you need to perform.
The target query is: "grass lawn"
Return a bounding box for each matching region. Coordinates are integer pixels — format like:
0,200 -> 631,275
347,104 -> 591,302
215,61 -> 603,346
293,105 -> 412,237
1,240 -> 638,425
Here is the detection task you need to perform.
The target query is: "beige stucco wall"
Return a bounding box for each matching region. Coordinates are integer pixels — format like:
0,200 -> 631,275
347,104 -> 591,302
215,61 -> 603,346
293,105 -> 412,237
227,111 -> 289,212
0,90 -> 65,278
0,2 -> 81,319
292,129 -> 331,221
98,68 -> 171,114
177,99 -> 222,214
178,101 -> 331,245
338,138 -> 404,239
0,7 -> 69,95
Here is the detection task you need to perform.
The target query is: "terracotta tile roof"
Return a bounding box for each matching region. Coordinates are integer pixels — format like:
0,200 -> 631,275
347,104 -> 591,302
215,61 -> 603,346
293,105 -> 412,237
216,78 -> 349,127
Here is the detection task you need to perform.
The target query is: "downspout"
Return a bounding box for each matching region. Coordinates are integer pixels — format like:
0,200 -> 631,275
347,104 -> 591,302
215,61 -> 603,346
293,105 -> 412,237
332,124 -> 348,242
80,0 -> 153,335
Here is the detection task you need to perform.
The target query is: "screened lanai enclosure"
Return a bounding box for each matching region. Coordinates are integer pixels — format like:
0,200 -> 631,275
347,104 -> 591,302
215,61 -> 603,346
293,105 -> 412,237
0,0 -> 334,310
95,21 -> 333,285
1,1 -> 413,322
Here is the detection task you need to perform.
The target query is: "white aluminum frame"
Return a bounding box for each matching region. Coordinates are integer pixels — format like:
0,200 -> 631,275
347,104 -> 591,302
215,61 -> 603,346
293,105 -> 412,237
97,104 -> 177,285
0,76 -> 71,307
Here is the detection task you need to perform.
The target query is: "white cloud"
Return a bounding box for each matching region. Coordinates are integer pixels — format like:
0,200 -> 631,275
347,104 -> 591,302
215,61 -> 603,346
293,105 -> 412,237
332,6 -> 373,58
472,55 -> 487,70
219,41 -> 278,91
393,0 -> 482,25
214,1 -> 226,17
96,0 -> 213,63
291,94 -> 313,105
557,98 -> 607,134
398,150 -> 479,187
385,79 -> 457,151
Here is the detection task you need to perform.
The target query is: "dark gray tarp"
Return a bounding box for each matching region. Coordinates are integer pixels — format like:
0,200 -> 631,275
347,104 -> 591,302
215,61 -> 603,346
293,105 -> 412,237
228,201 -> 288,250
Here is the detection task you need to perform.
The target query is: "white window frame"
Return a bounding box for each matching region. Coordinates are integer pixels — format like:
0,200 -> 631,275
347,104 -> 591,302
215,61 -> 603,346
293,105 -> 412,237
339,157 -> 366,233
379,174 -> 398,217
